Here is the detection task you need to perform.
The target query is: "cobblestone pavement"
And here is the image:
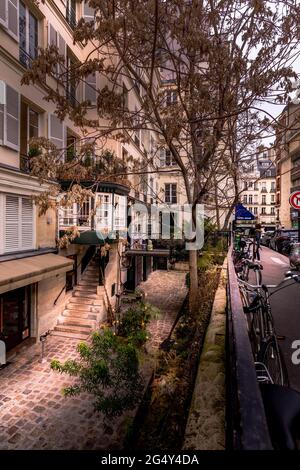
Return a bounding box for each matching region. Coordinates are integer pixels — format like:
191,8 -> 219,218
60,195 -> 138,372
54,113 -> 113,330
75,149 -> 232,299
140,270 -> 188,348
0,337 -> 127,450
0,270 -> 187,450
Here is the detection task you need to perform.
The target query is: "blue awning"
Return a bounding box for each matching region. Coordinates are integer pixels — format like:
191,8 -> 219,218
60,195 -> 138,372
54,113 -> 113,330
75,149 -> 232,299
235,203 -> 255,221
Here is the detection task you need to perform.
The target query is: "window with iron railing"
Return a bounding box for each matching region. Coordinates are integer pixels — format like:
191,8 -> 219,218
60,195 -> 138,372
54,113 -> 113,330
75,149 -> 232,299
19,2 -> 38,68
66,0 -> 77,29
66,56 -> 78,108
20,102 -> 40,173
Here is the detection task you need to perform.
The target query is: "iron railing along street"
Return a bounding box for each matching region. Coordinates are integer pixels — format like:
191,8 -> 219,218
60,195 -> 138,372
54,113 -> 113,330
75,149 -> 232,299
226,244 -> 273,449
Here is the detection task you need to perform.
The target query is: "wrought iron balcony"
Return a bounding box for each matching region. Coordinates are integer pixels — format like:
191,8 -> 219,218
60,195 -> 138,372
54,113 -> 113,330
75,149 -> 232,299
66,6 -> 77,29
20,154 -> 33,174
19,47 -> 38,69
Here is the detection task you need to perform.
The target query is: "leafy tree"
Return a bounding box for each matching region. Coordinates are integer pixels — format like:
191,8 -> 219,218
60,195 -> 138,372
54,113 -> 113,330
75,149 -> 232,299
51,302 -> 159,417
27,0 -> 300,313
51,328 -> 144,418
118,301 -> 160,347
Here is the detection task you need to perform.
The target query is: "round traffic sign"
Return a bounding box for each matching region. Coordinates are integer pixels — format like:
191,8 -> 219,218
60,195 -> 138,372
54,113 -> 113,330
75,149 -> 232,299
289,191 -> 300,210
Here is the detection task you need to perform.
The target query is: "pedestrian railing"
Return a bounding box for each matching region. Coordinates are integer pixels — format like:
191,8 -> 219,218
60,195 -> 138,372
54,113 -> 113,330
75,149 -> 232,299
226,245 -> 273,449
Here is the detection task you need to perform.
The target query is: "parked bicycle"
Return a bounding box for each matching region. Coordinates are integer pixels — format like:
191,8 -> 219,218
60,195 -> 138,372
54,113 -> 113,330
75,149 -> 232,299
232,243 -> 300,449
238,270 -> 300,386
233,236 -> 261,278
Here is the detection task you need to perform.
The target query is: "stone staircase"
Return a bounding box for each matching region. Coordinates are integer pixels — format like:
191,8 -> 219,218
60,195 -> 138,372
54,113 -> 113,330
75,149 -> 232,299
52,258 -> 106,340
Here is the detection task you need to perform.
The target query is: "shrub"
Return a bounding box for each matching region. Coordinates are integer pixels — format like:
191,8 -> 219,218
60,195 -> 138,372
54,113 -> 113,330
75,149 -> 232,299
51,328 -> 144,418
118,302 -> 160,347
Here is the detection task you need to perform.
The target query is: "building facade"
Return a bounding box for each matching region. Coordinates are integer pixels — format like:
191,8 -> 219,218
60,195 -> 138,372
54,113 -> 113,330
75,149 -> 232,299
276,103 -> 300,229
241,147 -> 277,229
0,0 -> 163,352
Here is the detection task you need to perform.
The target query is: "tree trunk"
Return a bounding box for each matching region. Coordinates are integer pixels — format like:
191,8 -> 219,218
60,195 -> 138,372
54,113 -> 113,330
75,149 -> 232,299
189,248 -> 198,315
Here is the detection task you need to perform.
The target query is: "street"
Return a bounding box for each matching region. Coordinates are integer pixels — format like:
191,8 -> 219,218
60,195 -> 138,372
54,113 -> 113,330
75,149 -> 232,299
255,246 -> 300,391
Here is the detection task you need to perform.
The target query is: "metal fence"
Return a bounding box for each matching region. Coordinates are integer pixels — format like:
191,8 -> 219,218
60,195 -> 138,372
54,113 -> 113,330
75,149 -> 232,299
226,245 -> 273,449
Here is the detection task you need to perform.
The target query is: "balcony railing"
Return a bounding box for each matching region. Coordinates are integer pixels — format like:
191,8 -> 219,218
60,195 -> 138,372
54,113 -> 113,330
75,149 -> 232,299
20,47 -> 38,69
66,87 -> 77,108
20,155 -> 32,174
59,214 -> 91,229
66,6 -> 77,29
227,245 -> 272,449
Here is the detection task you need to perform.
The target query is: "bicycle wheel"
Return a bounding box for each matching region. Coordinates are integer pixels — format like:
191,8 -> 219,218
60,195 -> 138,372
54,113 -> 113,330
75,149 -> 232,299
254,267 -> 262,286
245,295 -> 262,358
258,339 -> 289,386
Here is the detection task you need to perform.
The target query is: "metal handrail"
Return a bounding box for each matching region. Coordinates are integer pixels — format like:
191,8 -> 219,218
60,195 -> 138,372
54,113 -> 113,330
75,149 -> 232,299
54,284 -> 66,306
226,244 -> 273,449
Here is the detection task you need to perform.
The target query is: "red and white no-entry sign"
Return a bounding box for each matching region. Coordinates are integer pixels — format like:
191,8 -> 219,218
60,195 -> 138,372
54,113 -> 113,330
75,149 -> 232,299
289,191 -> 300,210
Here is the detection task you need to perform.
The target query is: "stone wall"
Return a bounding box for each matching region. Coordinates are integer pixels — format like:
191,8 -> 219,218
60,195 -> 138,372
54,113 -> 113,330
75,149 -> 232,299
183,259 -> 227,450
36,273 -> 68,338
100,243 -> 120,309
36,207 -> 57,249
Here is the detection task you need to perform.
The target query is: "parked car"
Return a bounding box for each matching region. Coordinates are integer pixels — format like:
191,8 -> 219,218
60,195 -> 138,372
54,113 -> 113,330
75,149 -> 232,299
269,229 -> 299,253
290,243 -> 300,270
261,231 -> 274,247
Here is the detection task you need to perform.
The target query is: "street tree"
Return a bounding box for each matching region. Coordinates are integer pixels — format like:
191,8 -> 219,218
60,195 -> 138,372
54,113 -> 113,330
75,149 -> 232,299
25,0 -> 300,313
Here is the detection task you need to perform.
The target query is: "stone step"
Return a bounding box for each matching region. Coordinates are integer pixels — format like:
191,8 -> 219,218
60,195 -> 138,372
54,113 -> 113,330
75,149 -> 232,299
66,303 -> 102,313
58,317 -> 96,328
73,292 -> 100,300
51,330 -> 89,340
81,275 -> 98,282
78,280 -> 99,287
69,297 -> 94,306
69,297 -> 103,306
63,310 -> 99,320
74,285 -> 97,293
54,324 -> 92,335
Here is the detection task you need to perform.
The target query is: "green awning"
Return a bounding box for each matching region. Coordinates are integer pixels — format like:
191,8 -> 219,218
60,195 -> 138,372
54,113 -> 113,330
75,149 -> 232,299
59,230 -> 119,245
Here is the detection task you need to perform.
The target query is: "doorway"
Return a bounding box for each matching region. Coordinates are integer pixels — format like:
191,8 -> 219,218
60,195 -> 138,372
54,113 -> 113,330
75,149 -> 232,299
0,286 -> 31,351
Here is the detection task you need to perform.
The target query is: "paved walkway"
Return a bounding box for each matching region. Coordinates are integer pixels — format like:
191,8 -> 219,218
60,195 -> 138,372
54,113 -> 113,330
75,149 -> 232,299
140,270 -> 188,348
0,270 -> 187,449
0,337 -> 126,450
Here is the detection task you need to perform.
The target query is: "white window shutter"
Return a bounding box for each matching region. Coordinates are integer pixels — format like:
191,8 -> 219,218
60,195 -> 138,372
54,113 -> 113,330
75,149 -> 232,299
58,33 -> 66,76
7,0 -> 19,41
4,84 -> 20,151
0,81 -> 4,145
85,73 -> 97,104
21,197 -> 34,249
84,4 -> 95,21
48,23 -> 58,75
160,148 -> 165,167
48,23 -> 57,47
49,113 -> 65,153
5,195 -> 19,252
0,103 -> 4,145
0,0 -> 7,28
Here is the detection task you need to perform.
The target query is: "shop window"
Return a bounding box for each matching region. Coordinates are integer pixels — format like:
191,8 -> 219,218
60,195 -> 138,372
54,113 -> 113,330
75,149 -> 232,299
0,286 -> 31,351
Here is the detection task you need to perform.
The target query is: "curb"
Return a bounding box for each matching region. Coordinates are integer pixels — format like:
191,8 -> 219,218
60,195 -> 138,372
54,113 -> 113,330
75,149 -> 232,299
183,258 -> 227,450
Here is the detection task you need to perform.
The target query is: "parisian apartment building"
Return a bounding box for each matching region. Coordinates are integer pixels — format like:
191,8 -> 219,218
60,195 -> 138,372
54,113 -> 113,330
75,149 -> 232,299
276,101 -> 300,229
0,0 -> 187,353
241,147 -> 277,229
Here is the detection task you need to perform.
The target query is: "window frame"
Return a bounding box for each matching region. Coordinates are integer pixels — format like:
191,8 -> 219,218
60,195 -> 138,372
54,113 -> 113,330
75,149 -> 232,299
165,183 -> 177,204
0,81 -> 20,152
0,0 -> 19,42
0,193 -> 36,255
19,1 -> 38,67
